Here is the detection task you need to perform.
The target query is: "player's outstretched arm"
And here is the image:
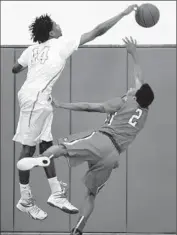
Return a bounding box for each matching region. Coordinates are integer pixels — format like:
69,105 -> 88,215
57,97 -> 124,113
79,4 -> 137,46
58,102 -> 105,113
123,36 -> 144,90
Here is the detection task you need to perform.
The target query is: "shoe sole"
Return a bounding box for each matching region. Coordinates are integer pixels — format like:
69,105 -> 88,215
47,201 -> 79,214
16,204 -> 48,220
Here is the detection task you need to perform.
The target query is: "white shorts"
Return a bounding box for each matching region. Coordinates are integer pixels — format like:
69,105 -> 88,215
13,91 -> 53,146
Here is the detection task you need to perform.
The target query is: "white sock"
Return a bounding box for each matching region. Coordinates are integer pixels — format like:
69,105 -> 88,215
20,183 -> 32,199
48,177 -> 62,194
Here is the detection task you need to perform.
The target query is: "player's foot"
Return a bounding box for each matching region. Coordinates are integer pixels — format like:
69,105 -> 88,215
70,228 -> 82,235
47,191 -> 79,214
16,197 -> 47,220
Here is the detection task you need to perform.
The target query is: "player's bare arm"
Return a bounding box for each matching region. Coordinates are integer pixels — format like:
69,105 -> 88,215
12,62 -> 26,74
58,97 -> 124,113
79,4 -> 137,45
58,102 -> 105,112
123,36 -> 144,90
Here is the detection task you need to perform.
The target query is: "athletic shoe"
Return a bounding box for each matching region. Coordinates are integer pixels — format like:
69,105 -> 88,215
70,228 -> 82,235
16,197 -> 47,220
47,191 -> 79,214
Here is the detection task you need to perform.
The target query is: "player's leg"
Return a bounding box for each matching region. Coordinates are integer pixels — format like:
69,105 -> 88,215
39,141 -> 58,185
71,190 -> 97,235
71,163 -> 115,235
70,132 -> 119,235
17,144 -> 68,169
40,143 -> 68,158
22,130 -> 112,218
16,144 -> 47,220
39,108 -> 65,187
39,141 -> 79,214
13,107 -> 52,220
40,130 -> 102,215
18,145 -> 36,184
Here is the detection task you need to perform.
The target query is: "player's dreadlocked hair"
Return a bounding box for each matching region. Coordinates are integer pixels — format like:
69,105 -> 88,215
135,83 -> 154,108
29,14 -> 53,43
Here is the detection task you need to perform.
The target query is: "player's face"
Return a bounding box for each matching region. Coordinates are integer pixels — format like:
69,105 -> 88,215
50,22 -> 62,38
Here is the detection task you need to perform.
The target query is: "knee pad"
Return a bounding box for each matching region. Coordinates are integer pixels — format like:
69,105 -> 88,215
39,141 -> 53,154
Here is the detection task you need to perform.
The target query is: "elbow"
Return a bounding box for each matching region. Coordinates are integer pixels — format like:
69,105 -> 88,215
12,67 -> 18,74
100,105 -> 107,113
12,68 -> 16,74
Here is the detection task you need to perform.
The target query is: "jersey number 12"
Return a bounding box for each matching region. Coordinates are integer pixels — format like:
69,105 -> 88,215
128,108 -> 142,127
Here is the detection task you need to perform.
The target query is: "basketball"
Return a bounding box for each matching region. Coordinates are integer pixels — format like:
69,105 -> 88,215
135,3 -> 160,28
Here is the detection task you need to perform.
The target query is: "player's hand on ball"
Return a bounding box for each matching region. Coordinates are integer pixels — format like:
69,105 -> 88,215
122,36 -> 137,55
122,4 -> 138,16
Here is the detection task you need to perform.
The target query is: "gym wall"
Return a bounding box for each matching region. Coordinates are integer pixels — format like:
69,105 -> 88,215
0,45 -> 176,233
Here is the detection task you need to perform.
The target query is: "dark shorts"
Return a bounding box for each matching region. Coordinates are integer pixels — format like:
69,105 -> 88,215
59,130 -> 120,195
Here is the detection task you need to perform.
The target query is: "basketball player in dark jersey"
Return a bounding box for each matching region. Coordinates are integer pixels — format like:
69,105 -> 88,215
20,37 -> 154,235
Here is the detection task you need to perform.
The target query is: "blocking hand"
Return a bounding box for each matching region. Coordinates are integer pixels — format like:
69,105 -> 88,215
122,36 -> 137,55
122,4 -> 138,16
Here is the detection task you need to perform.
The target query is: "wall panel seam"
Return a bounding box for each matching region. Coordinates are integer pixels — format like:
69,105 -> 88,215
69,56 -> 72,232
1,45 -> 176,49
125,50 -> 129,233
13,48 -> 16,232
0,49 -> 2,231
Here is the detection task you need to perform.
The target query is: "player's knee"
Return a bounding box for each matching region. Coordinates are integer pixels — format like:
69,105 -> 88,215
39,140 -> 53,154
19,145 -> 36,160
87,189 -> 97,199
103,157 -> 118,169
42,144 -> 66,158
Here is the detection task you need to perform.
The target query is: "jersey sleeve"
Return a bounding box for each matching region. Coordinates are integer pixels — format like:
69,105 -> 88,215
58,35 -> 81,59
17,47 -> 31,67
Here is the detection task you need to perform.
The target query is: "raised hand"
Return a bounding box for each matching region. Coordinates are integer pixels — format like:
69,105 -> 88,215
122,36 -> 137,55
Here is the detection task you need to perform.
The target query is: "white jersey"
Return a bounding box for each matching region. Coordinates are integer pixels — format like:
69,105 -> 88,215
18,36 -> 80,104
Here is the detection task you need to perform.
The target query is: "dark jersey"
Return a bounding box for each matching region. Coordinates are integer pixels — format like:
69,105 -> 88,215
99,95 -> 148,153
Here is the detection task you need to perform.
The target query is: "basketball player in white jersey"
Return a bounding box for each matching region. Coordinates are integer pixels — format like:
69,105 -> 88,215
12,5 -> 137,220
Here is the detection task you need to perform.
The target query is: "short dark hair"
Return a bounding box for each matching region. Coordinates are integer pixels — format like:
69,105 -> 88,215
29,14 -> 53,43
135,83 -> 154,108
